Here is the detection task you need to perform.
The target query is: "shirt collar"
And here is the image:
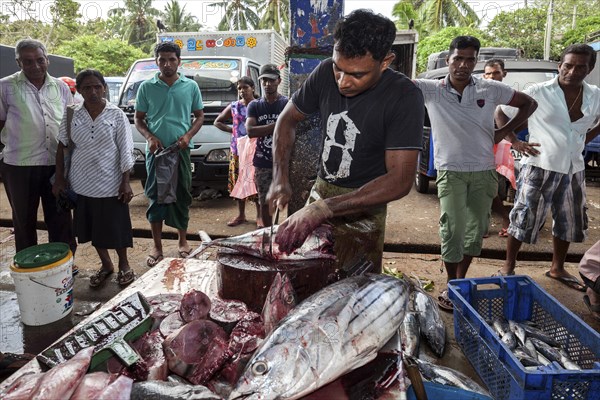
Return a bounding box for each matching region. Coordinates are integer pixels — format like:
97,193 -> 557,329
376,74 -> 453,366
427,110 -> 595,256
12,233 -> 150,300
150,72 -> 188,86
16,71 -> 54,88
442,74 -> 475,91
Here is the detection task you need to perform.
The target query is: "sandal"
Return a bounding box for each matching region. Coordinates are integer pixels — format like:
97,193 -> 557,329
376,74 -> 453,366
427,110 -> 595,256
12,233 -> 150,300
437,289 -> 454,312
146,254 -> 164,268
117,269 -> 135,286
227,216 -> 247,227
583,295 -> 600,322
89,268 -> 114,287
492,269 -> 515,277
178,250 -> 191,258
545,271 -> 586,292
498,228 -> 509,237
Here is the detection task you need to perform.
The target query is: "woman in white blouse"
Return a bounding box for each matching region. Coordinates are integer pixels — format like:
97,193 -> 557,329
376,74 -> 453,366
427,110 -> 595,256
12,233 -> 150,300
53,69 -> 136,287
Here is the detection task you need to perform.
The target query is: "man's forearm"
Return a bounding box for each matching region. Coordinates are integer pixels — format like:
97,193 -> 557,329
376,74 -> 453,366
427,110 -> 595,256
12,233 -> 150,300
272,117 -> 297,185
186,115 -> 204,138
134,118 -> 154,140
247,123 -> 275,138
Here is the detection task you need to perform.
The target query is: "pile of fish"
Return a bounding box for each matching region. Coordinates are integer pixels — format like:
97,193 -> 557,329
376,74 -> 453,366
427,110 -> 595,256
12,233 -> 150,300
402,279 -> 446,358
3,347 -> 134,400
188,225 -> 336,261
490,316 -> 581,370
229,274 -> 409,399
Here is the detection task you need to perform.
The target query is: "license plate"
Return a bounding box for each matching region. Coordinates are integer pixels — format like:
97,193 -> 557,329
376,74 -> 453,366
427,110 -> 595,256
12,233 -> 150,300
191,163 -> 195,173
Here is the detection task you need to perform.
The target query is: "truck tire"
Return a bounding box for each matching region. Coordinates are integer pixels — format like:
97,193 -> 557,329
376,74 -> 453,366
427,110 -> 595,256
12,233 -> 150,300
415,172 -> 430,194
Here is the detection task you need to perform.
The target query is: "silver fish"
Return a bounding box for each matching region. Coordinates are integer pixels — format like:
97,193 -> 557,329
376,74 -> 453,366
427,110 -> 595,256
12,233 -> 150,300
517,322 -> 561,347
412,288 -> 446,357
492,316 -> 510,337
509,320 -> 526,346
513,348 -> 543,367
189,225 -> 336,261
501,331 -> 517,350
407,356 -> 490,397
262,273 -> 297,335
400,312 -> 421,357
229,274 -> 409,400
524,338 -> 538,360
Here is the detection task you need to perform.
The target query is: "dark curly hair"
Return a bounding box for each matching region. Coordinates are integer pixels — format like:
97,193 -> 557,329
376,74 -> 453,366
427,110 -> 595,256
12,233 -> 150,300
561,44 -> 596,70
333,9 -> 396,62
449,36 -> 481,55
154,41 -> 181,59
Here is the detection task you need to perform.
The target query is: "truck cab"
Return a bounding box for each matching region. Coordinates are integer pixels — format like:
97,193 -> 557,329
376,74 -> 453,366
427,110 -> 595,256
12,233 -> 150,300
119,56 -> 262,195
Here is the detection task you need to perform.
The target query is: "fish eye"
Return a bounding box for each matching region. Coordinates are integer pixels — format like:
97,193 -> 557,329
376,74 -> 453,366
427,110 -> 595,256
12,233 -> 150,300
284,294 -> 294,304
251,361 -> 269,375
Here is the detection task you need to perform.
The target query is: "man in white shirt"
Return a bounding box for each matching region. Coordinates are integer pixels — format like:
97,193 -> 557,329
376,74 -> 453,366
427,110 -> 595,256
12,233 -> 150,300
496,44 -> 600,291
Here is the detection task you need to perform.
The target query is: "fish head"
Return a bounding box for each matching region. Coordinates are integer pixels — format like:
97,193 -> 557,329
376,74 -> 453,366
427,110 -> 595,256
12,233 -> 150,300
229,343 -> 313,400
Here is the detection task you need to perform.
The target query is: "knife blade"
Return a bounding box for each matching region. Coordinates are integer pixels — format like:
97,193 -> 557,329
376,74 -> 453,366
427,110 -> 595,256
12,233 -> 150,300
269,207 -> 280,257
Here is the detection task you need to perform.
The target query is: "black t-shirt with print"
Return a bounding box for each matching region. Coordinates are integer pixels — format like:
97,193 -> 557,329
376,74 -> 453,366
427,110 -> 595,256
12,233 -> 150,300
292,58 -> 424,188
247,95 -> 288,169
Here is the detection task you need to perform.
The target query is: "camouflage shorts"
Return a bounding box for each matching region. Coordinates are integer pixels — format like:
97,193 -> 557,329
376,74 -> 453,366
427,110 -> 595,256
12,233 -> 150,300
254,167 -> 272,206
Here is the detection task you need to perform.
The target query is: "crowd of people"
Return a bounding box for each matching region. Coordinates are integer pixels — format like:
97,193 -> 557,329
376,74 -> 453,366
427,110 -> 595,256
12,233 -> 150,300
0,9 -> 599,320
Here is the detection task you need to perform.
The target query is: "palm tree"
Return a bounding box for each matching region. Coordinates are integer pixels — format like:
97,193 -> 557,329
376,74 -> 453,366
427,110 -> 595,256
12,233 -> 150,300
118,0 -> 160,47
420,0 -> 479,32
209,0 -> 260,31
161,0 -> 202,32
392,0 -> 479,35
258,0 -> 289,40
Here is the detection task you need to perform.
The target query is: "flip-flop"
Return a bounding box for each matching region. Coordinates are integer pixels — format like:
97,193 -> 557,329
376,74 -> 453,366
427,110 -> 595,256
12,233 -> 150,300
437,289 -> 454,312
227,217 -> 247,227
583,294 -> 600,322
492,269 -> 515,277
117,269 -> 135,286
498,228 -> 509,237
178,250 -> 191,258
89,269 -> 114,288
146,254 -> 164,268
545,271 -> 586,292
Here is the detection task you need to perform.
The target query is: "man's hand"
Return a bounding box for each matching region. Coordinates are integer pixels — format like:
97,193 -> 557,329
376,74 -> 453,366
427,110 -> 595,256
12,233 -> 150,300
512,140 -> 541,157
147,135 -> 163,154
275,200 -> 333,254
177,133 -> 192,150
267,181 -> 292,216
52,177 -> 67,198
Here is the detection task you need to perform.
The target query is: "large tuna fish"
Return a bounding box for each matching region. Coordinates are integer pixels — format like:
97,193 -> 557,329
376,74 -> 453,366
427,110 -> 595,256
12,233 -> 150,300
189,225 -> 335,261
229,274 -> 409,400
261,272 -> 297,334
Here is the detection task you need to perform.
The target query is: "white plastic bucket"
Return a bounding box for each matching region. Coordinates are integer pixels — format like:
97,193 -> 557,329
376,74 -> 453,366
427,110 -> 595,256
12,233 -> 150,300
10,244 -> 74,326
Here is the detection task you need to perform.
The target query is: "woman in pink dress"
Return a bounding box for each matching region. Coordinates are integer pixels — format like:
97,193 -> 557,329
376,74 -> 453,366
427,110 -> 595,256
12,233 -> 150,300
215,77 -> 261,227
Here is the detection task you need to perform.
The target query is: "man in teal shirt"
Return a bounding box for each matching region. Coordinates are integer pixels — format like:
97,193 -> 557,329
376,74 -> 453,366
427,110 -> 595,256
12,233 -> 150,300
135,42 -> 204,266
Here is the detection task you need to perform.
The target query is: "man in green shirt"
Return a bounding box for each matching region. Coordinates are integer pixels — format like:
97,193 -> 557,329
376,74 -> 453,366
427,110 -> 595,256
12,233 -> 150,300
134,42 -> 204,266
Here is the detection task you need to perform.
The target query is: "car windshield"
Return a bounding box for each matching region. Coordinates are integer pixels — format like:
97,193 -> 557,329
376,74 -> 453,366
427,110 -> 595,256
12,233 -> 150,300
120,58 -> 239,108
106,81 -> 123,105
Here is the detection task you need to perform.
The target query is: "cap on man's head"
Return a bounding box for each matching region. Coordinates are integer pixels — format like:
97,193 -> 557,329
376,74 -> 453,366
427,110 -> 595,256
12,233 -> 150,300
259,64 -> 280,80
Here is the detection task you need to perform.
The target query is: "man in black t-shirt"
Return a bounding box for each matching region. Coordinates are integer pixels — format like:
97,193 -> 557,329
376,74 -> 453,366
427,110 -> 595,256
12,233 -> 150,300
246,64 -> 288,228
267,9 -> 424,272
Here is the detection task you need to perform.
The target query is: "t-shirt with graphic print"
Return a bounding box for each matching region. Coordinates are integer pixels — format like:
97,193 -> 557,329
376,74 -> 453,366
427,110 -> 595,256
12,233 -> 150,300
292,58 -> 423,188
248,95 -> 289,169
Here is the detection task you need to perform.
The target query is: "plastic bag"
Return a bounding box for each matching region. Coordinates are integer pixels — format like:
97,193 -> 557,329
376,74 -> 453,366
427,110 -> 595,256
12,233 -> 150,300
494,139 -> 516,190
230,136 -> 258,199
155,143 -> 180,204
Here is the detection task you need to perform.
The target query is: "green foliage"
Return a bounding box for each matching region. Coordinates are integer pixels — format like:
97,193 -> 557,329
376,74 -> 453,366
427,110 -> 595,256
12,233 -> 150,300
258,0 -> 289,40
417,26 -> 491,73
487,7 -> 552,59
209,0 -> 260,31
55,35 -> 147,76
562,16 -> 600,46
161,0 -> 202,32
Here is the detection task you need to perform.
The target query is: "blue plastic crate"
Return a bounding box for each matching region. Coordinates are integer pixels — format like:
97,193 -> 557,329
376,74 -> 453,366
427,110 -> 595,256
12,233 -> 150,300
448,275 -> 600,400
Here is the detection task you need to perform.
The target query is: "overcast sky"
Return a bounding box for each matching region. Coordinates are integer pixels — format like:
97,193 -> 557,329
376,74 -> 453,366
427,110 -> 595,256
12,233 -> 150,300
11,0 -> 526,29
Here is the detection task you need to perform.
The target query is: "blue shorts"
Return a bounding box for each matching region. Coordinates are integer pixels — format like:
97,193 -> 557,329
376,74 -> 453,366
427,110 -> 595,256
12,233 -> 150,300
508,164 -> 588,244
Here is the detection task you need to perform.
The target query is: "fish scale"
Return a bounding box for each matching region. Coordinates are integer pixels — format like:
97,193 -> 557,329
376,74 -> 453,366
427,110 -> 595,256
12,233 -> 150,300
229,274 -> 409,400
